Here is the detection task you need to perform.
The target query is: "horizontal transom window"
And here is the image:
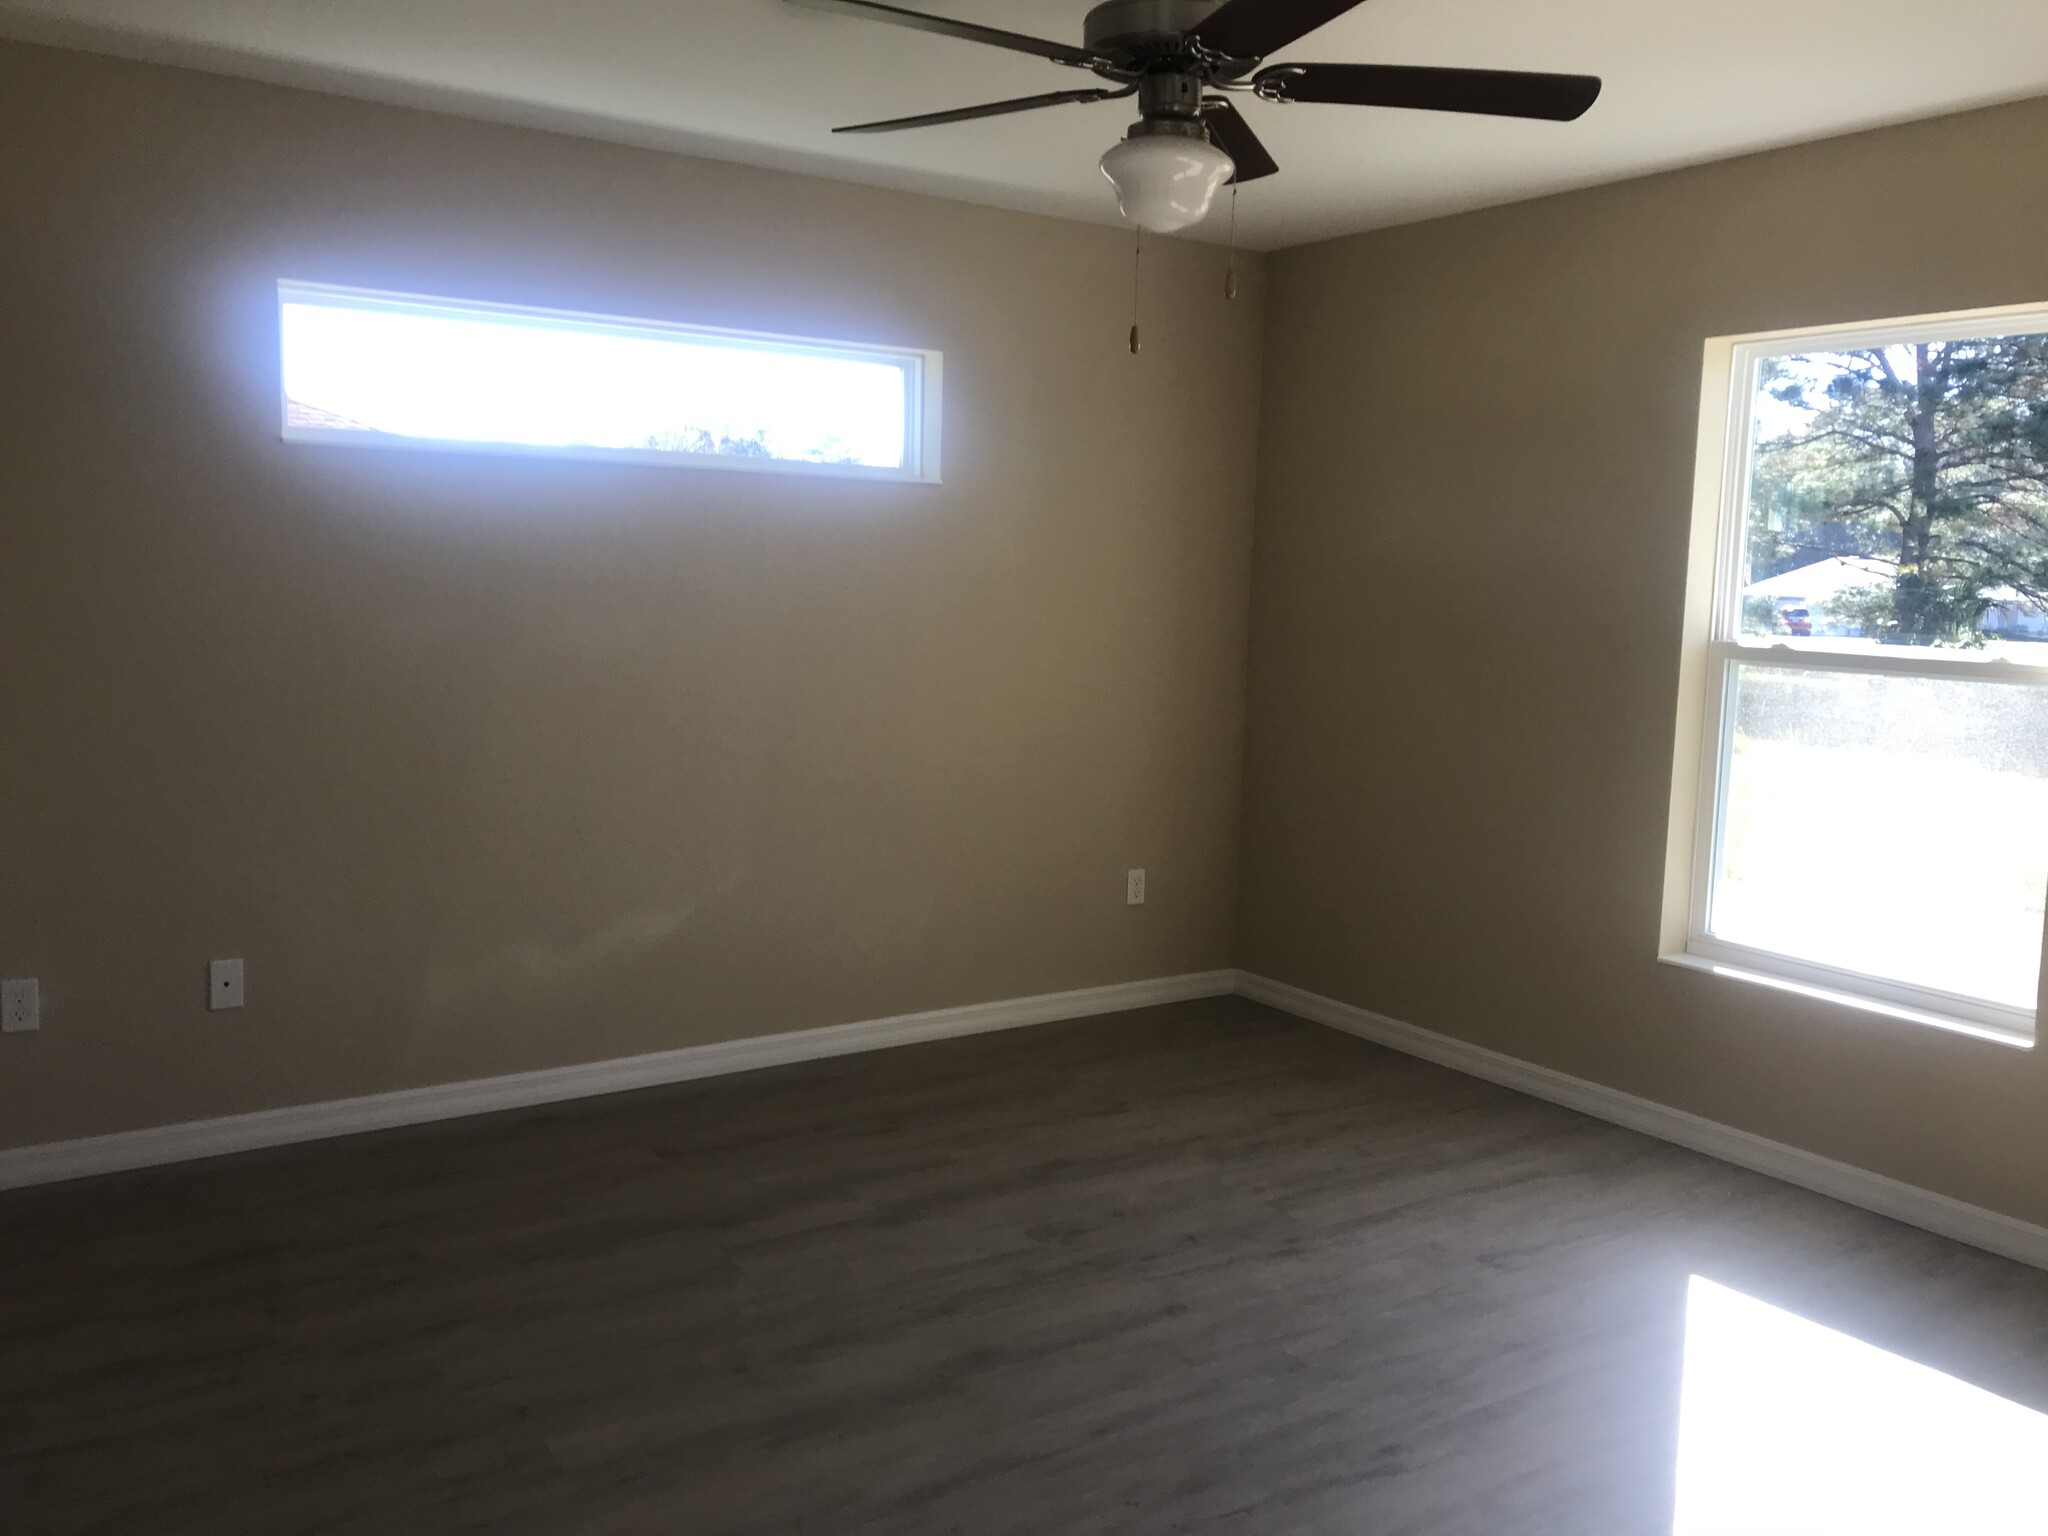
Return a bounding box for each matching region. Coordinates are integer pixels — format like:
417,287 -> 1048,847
1670,304 -> 2048,1045
277,282 -> 941,482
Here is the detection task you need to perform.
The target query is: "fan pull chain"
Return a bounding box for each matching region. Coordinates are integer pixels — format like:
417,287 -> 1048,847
1224,182 -> 1240,301
1129,228 -> 1143,355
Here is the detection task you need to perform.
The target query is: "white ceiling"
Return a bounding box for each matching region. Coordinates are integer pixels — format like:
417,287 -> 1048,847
5,0 -> 2047,249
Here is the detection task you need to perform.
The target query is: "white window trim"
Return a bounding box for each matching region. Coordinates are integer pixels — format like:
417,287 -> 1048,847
276,281 -> 944,485
1662,301 -> 2048,1049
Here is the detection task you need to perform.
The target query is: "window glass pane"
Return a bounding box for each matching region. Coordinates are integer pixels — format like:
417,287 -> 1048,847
1712,664 -> 2048,1009
1742,335 -> 2048,656
280,288 -> 910,470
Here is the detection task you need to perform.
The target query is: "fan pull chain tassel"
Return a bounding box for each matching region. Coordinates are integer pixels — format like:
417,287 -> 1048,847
1224,183 -> 1240,301
1129,229 -> 1143,356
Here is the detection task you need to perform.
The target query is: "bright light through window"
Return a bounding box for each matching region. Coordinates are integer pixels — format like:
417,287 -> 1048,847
1714,665 -> 2048,1010
1674,1277 -> 2048,1535
277,282 -> 939,481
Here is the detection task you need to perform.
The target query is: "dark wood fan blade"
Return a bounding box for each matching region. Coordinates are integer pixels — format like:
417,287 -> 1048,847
1190,0 -> 1373,62
1257,63 -> 1602,120
834,86 -> 1131,134
788,0 -> 1104,68
1202,99 -> 1279,182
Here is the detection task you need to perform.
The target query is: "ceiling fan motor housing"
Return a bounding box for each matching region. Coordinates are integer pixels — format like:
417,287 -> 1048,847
1082,0 -> 1230,65
1134,71 -> 1205,125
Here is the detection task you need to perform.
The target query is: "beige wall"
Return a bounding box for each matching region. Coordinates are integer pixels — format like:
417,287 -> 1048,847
0,41 -> 1263,1148
1240,96 -> 2048,1226
11,36 -> 2048,1233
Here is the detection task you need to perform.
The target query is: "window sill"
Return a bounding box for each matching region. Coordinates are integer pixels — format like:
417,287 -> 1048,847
1659,952 -> 2036,1051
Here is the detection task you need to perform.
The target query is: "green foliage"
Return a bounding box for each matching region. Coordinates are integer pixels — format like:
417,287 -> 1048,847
1819,584 -> 1904,641
639,426 -> 774,458
636,428 -> 860,465
802,437 -> 861,466
1749,337 -> 2048,645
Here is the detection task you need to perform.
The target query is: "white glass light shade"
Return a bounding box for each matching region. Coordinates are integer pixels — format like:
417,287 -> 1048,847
1099,133 -> 1234,235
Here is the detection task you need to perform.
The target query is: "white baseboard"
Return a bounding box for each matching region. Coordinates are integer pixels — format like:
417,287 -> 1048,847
17,963 -> 2044,1277
1235,971 -> 2048,1273
0,970 -> 1238,1192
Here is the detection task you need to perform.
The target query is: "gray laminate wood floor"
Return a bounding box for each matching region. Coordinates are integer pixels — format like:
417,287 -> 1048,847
5,996 -> 2047,1534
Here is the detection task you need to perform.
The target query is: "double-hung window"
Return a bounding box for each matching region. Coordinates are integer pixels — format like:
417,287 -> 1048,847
1669,305 -> 2048,1046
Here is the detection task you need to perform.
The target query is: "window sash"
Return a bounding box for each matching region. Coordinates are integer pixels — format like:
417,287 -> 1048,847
1707,640 -> 2048,685
1687,651 -> 2044,1045
1709,316 -> 2048,649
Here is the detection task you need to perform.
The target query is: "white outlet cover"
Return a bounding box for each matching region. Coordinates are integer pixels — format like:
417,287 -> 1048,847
1127,869 -> 1147,906
2,977 -> 40,1033
209,958 -> 245,1011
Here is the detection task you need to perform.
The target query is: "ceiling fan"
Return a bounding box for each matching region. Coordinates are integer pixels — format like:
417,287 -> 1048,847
787,0 -> 1603,234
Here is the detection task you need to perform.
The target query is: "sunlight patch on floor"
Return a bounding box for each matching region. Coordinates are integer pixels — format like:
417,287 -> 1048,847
1673,1276 -> 2048,1535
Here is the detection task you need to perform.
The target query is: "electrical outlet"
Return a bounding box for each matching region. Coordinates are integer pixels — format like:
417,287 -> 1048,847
1126,868 -> 1147,906
209,958 -> 245,1011
2,978 -> 39,1034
